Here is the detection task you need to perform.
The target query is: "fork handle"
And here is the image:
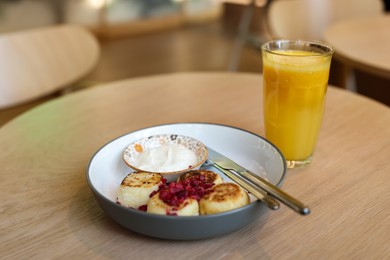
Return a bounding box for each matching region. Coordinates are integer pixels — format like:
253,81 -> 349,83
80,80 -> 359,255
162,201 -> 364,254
238,170 -> 310,215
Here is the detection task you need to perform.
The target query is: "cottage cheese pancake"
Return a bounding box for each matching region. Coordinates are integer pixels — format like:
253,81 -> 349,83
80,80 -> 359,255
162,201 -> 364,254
116,172 -> 164,209
147,192 -> 199,216
199,183 -> 249,215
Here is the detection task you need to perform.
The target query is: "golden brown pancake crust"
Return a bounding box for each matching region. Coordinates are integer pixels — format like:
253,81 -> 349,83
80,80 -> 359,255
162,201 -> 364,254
199,183 -> 249,215
121,172 -> 162,188
178,170 -> 223,184
203,183 -> 242,202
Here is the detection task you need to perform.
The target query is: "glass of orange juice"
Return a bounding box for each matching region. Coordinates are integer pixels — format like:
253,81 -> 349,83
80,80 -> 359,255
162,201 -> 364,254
261,40 -> 334,168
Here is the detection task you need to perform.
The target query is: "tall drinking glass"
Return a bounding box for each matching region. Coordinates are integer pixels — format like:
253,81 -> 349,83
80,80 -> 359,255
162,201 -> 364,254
261,40 -> 334,168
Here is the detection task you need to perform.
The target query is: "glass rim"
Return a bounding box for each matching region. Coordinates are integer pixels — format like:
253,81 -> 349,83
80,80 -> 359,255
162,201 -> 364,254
261,39 -> 335,57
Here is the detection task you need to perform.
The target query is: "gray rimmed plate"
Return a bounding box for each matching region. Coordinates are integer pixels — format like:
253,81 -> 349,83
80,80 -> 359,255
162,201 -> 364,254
86,123 -> 286,240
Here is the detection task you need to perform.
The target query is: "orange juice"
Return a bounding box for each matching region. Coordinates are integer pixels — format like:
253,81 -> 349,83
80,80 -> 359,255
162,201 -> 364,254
262,46 -> 333,167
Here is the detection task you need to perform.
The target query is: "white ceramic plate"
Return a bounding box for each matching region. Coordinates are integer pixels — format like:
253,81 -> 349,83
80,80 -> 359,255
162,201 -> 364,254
87,123 -> 286,240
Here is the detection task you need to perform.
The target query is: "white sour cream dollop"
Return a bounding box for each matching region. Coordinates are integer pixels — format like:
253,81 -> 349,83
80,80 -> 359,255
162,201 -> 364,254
135,144 -> 197,172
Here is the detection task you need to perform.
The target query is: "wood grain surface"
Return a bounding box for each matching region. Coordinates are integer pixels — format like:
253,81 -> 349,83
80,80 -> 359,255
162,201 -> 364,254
323,14 -> 390,80
0,72 -> 389,259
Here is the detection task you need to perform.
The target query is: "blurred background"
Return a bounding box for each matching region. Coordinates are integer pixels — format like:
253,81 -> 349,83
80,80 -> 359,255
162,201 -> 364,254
0,0 -> 389,125
0,0 -> 267,82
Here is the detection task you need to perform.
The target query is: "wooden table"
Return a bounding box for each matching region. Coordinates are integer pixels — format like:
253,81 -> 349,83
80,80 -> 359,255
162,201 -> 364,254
323,14 -> 390,88
323,14 -> 390,105
1,72 -> 389,259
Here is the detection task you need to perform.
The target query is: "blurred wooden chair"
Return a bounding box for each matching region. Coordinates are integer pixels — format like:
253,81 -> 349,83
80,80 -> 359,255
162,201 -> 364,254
265,0 -> 383,90
267,0 -> 383,40
0,24 -> 100,126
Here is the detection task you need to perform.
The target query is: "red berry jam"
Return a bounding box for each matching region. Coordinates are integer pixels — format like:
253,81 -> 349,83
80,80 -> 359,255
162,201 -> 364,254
158,174 -> 215,207
138,205 -> 147,211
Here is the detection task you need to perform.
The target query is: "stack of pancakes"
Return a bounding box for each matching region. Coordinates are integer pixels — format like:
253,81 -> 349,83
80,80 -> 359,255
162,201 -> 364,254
116,170 -> 249,216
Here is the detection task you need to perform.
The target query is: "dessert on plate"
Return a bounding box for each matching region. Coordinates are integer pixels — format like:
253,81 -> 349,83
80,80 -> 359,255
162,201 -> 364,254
116,172 -> 165,209
199,183 -> 250,215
